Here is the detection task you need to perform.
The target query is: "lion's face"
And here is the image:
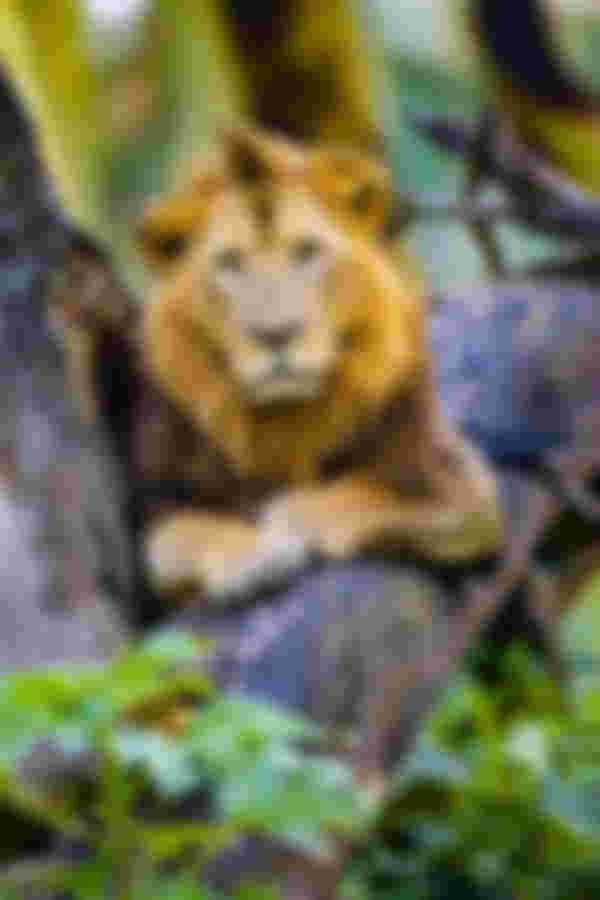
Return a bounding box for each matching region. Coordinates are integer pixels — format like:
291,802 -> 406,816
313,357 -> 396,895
138,129 -> 404,411
138,129 -> 425,476
185,181 -> 350,408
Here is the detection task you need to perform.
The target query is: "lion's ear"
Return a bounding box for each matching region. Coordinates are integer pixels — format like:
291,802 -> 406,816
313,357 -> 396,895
307,147 -> 406,241
220,125 -> 305,184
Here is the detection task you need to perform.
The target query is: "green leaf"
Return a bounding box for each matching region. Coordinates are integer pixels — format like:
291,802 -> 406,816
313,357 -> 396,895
543,772 -> 600,849
186,695 -> 322,777
504,724 -> 548,774
0,765 -> 88,840
138,628 -> 213,665
396,740 -> 470,787
140,821 -> 237,863
115,730 -> 201,797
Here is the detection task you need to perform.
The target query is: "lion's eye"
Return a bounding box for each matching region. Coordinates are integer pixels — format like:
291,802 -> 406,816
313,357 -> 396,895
153,233 -> 187,262
215,247 -> 246,273
340,324 -> 365,351
289,237 -> 322,265
350,183 -> 376,215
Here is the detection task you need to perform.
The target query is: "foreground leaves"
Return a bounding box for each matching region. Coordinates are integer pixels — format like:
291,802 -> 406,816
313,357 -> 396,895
0,628 -> 367,897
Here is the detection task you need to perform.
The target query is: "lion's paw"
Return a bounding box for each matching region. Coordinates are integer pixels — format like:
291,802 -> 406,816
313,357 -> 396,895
144,508 -> 317,608
260,490 -> 357,560
144,521 -> 197,592
202,525 -> 312,606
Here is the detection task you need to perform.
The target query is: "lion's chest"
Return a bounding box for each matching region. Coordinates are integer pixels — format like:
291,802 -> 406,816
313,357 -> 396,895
246,390 -> 375,483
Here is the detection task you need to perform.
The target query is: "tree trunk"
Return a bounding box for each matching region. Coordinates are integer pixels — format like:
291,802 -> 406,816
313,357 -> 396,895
0,67 -> 130,671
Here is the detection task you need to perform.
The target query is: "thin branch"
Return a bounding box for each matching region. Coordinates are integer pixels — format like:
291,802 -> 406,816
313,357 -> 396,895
411,111 -> 600,245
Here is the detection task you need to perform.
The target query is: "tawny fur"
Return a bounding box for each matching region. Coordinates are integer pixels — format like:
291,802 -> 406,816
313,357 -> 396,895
137,127 -> 504,605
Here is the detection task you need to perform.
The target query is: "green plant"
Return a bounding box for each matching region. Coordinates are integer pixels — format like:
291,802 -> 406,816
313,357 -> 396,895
343,641 -> 600,900
0,629 -> 367,898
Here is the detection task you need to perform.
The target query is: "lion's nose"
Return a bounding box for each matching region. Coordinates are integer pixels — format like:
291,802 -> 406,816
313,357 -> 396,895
250,322 -> 303,352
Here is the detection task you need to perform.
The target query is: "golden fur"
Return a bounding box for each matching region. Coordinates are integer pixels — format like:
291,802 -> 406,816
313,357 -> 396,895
137,128 -> 503,605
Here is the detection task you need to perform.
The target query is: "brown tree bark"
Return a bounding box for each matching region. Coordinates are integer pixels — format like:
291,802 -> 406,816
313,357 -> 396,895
0,67 -> 130,670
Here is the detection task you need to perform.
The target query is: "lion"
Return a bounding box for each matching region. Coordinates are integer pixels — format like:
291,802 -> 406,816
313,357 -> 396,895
135,127 -> 503,606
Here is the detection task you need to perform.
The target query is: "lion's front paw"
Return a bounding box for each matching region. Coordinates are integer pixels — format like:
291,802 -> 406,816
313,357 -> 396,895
144,510 -> 315,609
260,490 -> 358,561
145,520 -> 198,593
202,524 -> 312,606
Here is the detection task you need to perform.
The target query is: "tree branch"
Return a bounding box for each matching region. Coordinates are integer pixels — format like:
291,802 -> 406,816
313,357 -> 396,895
411,111 -> 600,245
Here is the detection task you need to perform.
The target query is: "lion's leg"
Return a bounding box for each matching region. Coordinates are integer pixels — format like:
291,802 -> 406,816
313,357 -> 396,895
144,510 -> 311,605
261,447 -> 502,565
414,425 -> 504,561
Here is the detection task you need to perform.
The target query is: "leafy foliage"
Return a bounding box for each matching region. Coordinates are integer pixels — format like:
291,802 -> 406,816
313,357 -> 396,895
6,619 -> 600,899
343,623 -> 600,900
0,629 -> 368,898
